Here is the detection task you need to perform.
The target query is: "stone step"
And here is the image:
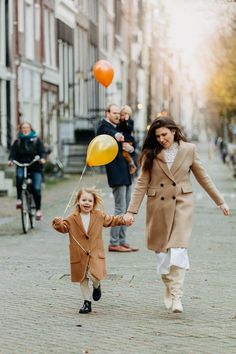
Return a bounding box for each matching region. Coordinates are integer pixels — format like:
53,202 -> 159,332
67,159 -> 86,167
62,144 -> 88,174
67,145 -> 87,155
1,167 -> 15,179
0,170 -> 14,196
63,166 -> 104,174
63,166 -> 86,174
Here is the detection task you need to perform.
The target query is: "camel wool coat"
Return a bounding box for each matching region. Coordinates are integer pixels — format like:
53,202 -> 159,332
52,210 -> 125,282
127,141 -> 224,252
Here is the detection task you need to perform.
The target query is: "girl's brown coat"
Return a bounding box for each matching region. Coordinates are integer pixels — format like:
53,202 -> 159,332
127,141 -> 224,252
52,210 -> 125,282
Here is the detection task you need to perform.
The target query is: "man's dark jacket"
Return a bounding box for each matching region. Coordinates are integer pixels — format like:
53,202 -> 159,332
96,119 -> 131,187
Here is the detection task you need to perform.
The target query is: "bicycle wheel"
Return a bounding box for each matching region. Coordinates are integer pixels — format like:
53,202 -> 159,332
21,190 -> 30,233
29,193 -> 36,229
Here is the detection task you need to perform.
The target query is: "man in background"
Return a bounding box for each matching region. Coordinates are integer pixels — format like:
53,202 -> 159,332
96,104 -> 139,252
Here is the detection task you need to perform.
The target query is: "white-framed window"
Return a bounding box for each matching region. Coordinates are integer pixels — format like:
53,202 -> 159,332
68,45 -> 73,116
107,0 -> 114,15
20,67 -> 41,129
44,8 -> 50,64
58,40 -> 64,103
88,0 -> 98,24
43,7 -> 56,68
58,40 -> 73,119
25,1 -> 34,59
18,0 -> 24,32
88,43 -> 97,116
63,44 -> 69,104
99,5 -> 108,52
33,71 -> 40,101
23,69 -> 32,101
0,0 -> 6,65
50,12 -> 56,66
75,27 -> 89,117
0,79 -> 7,146
78,0 -> 88,14
34,3 -> 40,41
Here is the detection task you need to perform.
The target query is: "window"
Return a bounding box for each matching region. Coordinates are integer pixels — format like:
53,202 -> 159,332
58,40 -> 74,119
107,0 -> 114,15
18,0 -> 24,32
50,12 -> 56,66
23,69 -> 31,100
88,0 -> 98,24
35,3 -> 40,41
0,1 -> 6,65
75,27 -> 89,116
44,8 -> 56,67
78,0 -> 88,14
99,5 -> 108,51
25,2 -> 34,59
44,8 -> 50,64
114,0 -> 121,36
88,43 -> 98,116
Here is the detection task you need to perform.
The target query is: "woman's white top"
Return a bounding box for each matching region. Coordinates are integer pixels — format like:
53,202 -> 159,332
80,213 -> 90,232
156,142 -> 190,274
163,142 -> 179,169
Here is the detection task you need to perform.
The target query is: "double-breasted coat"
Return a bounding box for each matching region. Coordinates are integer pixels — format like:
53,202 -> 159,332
127,141 -> 224,252
52,210 -> 125,282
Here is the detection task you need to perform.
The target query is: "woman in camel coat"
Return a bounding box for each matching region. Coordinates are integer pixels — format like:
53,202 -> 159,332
124,118 -> 230,313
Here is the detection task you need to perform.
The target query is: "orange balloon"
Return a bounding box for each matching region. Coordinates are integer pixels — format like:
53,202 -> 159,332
93,60 -> 114,88
86,135 -> 118,167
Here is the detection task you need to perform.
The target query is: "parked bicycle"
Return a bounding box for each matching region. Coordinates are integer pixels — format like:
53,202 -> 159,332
13,156 -> 40,233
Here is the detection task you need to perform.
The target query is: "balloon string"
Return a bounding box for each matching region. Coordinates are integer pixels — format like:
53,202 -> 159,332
62,165 -> 87,218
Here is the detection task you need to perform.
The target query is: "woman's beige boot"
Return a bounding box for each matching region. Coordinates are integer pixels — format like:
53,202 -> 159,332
161,274 -> 172,310
172,298 -> 183,313
169,266 -> 185,313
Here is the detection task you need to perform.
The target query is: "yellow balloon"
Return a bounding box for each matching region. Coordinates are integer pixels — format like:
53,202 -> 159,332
86,135 -> 118,167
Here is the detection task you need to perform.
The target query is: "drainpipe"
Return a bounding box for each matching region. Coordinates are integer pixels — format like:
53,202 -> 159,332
40,0 -> 44,139
14,0 -> 20,126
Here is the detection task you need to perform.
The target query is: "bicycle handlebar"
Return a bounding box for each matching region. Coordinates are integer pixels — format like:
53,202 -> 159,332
13,155 -> 40,167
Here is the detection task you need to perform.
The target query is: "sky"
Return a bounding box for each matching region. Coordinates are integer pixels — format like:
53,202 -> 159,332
161,0 -> 236,86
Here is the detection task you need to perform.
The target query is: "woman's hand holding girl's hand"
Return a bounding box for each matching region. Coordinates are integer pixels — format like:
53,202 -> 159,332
219,203 -> 230,216
123,212 -> 135,226
124,217 -> 133,226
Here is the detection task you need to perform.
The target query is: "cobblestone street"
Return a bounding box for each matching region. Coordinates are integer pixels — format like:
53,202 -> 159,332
0,145 -> 236,354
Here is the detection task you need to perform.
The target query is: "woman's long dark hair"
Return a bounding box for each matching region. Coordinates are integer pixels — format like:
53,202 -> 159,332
139,117 -> 187,171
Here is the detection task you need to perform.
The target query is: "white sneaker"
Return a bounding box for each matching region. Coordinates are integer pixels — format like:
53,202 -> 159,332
164,290 -> 172,310
172,299 -> 183,313
36,210 -> 43,221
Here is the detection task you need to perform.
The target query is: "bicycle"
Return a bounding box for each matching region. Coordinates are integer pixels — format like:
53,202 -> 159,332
13,156 -> 40,234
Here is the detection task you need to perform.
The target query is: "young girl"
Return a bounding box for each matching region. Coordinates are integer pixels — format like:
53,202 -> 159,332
52,188 -> 133,314
117,105 -> 137,175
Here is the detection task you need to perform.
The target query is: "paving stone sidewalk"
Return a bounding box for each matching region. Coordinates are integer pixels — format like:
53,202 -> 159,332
0,145 -> 236,354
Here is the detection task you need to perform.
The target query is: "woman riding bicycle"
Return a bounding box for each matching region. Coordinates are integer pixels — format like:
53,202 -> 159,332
8,121 -> 46,220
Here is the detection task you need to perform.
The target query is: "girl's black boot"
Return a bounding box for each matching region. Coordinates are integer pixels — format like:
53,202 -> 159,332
79,300 -> 92,314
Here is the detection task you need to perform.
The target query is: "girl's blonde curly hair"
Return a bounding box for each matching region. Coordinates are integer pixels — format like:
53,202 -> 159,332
74,187 -> 104,211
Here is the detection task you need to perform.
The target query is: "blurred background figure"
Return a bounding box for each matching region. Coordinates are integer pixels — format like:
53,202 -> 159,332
219,138 -> 228,164
156,110 -> 169,119
8,122 -> 46,220
117,105 -> 137,175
